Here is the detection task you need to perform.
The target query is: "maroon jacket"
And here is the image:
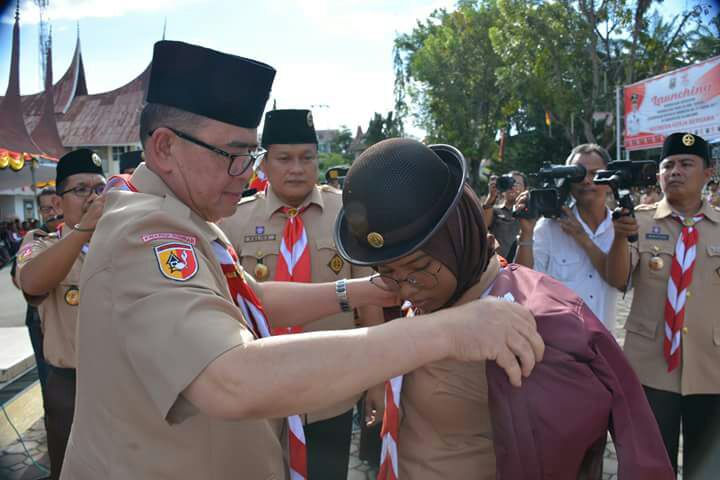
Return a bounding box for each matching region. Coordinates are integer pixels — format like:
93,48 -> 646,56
486,265 -> 673,480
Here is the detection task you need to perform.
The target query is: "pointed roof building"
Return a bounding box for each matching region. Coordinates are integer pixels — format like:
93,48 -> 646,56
0,5 -> 44,156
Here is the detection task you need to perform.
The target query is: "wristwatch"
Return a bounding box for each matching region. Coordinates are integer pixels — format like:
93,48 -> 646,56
335,279 -> 352,312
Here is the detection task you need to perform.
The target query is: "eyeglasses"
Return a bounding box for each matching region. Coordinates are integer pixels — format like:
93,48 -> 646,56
59,183 -> 106,198
150,127 -> 266,177
370,263 -> 443,292
38,206 -> 56,214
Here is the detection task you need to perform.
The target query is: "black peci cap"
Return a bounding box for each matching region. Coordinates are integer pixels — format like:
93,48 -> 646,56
334,138 -> 467,266
661,132 -> 710,166
261,109 -> 318,148
56,149 -> 104,186
146,41 -> 276,129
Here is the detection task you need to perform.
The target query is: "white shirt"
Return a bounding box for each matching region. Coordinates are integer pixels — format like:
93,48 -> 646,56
533,206 -> 618,334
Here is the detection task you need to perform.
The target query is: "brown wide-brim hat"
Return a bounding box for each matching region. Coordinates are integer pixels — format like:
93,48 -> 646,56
334,138 -> 467,266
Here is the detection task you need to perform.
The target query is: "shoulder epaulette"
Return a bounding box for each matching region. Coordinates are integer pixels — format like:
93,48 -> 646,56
319,184 -> 342,195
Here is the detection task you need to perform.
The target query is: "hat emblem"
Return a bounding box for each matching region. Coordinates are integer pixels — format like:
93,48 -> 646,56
367,232 -> 384,249
91,153 -> 102,167
682,134 -> 695,147
306,112 -> 314,128
329,170 -> 338,179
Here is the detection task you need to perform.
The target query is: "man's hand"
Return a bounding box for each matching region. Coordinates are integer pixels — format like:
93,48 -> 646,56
445,299 -> 544,387
558,206 -> 587,244
484,176 -> 498,207
612,209 -> 639,240
363,383 -> 386,427
77,195 -> 106,234
514,191 -> 537,234
347,276 -> 400,309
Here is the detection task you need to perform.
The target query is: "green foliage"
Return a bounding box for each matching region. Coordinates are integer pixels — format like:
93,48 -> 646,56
329,126 -> 354,160
365,111 -> 405,147
394,0 -> 719,182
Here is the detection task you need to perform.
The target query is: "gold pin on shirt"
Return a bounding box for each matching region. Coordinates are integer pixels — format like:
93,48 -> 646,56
65,286 -> 80,306
649,246 -> 664,271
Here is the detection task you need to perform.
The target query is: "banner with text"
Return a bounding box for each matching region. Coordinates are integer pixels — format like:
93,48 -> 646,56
624,55 -> 720,151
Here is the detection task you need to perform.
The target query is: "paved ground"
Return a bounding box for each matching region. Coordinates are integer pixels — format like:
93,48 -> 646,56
0,265 -> 26,329
1,291 -> 683,479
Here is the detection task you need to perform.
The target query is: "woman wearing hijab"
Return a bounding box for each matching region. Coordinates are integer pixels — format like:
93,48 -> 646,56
334,138 -> 674,480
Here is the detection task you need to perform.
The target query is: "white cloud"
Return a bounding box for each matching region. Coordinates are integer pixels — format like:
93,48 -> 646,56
3,0 -> 203,24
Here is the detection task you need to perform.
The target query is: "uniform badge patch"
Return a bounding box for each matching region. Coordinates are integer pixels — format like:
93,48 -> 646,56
141,232 -> 197,245
328,254 -> 344,275
17,245 -> 34,264
64,286 -> 80,306
256,226 -> 265,235
646,225 -> 670,241
154,242 -> 199,282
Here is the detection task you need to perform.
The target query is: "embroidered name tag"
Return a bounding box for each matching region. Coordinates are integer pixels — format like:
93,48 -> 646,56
646,226 -> 669,241
142,232 -> 197,245
244,234 -> 276,242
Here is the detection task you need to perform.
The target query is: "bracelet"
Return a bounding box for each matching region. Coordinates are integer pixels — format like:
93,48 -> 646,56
335,279 -> 352,312
516,237 -> 533,247
73,224 -> 95,233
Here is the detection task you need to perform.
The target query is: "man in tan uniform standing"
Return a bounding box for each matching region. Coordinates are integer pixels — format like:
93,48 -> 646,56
221,108 -> 384,479
607,132 -> 720,479
16,149 -> 106,480
62,40 -> 544,480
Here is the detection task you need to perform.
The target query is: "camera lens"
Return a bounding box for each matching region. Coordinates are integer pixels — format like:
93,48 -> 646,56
497,175 -> 516,192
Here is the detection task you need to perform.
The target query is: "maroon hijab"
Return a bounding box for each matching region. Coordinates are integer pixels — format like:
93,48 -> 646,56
421,184 -> 492,307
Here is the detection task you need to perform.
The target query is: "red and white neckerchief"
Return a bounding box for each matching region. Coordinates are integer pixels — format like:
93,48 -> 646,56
212,241 -> 307,479
378,304 -> 415,480
272,205 -> 311,335
105,175 -> 308,479
248,169 -> 268,193
664,213 -> 704,372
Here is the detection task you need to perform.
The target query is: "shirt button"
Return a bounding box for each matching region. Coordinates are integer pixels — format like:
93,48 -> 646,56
589,274 -> 593,278
687,291 -> 692,298
683,327 -> 689,335
562,259 -> 566,263
590,295 -> 594,299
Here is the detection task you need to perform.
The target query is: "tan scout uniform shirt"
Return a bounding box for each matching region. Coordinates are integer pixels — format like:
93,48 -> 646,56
220,184 -> 373,424
61,165 -> 287,480
624,198 -> 720,395
398,257 -> 501,480
16,225 -> 84,369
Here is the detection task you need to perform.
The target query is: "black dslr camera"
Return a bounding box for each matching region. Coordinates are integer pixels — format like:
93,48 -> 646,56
514,163 -> 587,219
593,160 -> 657,243
496,174 -> 516,192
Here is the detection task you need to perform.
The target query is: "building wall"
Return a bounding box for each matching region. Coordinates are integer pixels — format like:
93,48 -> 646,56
0,193 -> 35,221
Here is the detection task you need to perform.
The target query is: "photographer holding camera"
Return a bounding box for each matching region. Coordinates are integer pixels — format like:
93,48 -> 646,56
606,133 -> 720,478
482,171 -> 527,260
515,144 -> 619,332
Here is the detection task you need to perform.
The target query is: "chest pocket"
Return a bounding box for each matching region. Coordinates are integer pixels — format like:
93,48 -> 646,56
706,245 -> 720,285
313,237 -> 350,280
626,243 -> 674,339
239,238 -> 281,282
548,251 -> 583,283
635,242 -> 674,285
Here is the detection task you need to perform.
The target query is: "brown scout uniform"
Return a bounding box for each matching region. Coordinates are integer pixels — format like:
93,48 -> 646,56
16,224 -> 84,369
220,184 -> 373,424
61,165 -> 287,480
624,198 -> 720,395
398,256 -> 501,480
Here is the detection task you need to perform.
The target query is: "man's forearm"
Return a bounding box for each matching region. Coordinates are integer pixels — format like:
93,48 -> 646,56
19,230 -> 90,296
261,278 -> 385,328
606,238 -> 631,290
514,231 -> 534,268
187,313 -> 449,419
575,235 -> 611,284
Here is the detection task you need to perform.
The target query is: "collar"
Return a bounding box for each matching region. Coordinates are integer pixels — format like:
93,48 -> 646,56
264,184 -> 324,220
454,255 -> 502,307
572,204 -> 613,237
129,164 -> 219,241
654,197 -> 720,224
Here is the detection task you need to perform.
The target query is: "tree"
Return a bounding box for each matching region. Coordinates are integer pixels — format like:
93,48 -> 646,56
364,111 -> 405,147
329,126 -> 354,160
394,1 -> 506,188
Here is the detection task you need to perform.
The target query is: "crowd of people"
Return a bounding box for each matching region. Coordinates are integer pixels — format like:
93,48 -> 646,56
5,39 -> 719,480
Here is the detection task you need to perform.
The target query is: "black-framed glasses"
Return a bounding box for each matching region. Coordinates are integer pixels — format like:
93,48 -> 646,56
59,183 -> 106,198
150,127 -> 266,177
38,206 -> 56,214
370,263 -> 443,292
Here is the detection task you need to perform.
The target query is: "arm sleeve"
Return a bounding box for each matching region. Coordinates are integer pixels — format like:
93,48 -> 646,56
532,220 -> 551,273
112,212 -> 254,420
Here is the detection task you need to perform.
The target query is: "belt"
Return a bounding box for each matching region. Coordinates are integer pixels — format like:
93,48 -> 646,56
48,365 -> 76,379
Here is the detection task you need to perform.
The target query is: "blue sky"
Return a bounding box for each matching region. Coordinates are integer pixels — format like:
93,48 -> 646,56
0,0 -> 717,137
